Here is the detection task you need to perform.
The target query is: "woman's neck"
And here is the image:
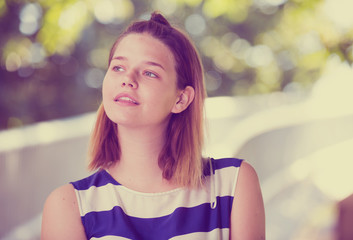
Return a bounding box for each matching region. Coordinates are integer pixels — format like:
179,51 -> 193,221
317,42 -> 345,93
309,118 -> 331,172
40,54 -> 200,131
122,125 -> 164,157
107,124 -> 176,193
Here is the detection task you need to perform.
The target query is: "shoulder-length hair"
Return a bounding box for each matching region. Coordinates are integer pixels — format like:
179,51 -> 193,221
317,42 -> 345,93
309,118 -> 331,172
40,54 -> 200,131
88,11 -> 207,188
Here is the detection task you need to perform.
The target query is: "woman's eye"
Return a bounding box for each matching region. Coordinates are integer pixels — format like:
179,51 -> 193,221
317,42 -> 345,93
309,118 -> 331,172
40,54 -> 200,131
144,71 -> 158,78
112,66 -> 124,72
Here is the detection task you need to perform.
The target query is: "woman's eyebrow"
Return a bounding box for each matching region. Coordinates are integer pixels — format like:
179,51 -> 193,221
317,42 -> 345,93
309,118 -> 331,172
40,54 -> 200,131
112,56 -> 127,61
144,61 -> 165,71
112,56 -> 165,71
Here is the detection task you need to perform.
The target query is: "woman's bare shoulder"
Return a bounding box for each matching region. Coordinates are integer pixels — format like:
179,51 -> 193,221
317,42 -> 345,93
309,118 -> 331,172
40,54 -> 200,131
41,184 -> 86,240
230,161 -> 266,239
43,184 -> 78,215
46,184 -> 76,201
238,161 -> 260,184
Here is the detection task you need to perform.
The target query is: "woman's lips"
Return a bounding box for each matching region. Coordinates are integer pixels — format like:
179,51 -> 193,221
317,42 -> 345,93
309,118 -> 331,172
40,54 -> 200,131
114,93 -> 139,105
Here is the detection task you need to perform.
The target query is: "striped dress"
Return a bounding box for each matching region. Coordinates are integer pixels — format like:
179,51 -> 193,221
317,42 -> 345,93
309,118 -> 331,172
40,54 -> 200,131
71,158 -> 243,240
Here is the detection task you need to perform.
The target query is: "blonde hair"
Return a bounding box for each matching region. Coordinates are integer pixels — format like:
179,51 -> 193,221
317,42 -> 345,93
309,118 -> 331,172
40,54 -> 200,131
88,12 -> 207,188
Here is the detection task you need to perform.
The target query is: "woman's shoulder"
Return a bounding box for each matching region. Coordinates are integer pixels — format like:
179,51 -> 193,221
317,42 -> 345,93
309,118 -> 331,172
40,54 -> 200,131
234,160 -> 261,195
48,183 -> 76,197
41,184 -> 86,240
43,184 -> 78,213
41,169 -> 111,239
230,160 -> 265,239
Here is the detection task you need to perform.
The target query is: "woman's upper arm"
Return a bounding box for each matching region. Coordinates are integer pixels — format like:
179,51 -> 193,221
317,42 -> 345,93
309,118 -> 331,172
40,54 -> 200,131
230,161 -> 265,240
41,184 -> 86,240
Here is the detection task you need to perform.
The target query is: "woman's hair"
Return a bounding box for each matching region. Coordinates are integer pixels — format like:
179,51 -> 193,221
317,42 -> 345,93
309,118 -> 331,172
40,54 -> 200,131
88,11 -> 207,188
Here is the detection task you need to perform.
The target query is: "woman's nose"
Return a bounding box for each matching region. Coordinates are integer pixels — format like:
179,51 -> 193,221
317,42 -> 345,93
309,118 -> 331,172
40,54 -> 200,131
121,81 -> 137,88
121,73 -> 138,89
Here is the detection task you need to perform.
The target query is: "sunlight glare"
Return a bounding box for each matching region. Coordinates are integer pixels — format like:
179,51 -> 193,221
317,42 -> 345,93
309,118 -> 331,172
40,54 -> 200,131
309,55 -> 353,116
312,138 -> 353,200
205,96 -> 238,119
321,0 -> 353,32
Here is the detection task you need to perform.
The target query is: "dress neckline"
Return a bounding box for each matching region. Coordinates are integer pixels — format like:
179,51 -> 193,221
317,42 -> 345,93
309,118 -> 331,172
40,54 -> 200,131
102,169 -> 185,196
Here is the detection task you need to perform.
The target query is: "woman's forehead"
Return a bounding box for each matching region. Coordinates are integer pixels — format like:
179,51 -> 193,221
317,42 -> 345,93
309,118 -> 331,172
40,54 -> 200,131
117,34 -> 173,56
111,33 -> 176,69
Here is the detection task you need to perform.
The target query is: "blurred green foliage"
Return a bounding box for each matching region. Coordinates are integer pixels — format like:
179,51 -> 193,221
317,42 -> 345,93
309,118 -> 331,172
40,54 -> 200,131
0,0 -> 352,129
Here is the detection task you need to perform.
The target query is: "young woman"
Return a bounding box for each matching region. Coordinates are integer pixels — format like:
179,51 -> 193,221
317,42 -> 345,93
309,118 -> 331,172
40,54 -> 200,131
41,12 -> 265,240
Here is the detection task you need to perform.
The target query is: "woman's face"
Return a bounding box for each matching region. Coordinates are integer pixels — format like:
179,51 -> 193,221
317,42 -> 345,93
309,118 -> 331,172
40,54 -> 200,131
102,33 -> 181,129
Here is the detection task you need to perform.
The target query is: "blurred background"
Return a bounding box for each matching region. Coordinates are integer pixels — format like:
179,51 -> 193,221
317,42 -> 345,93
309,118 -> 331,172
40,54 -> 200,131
1,0 -> 353,239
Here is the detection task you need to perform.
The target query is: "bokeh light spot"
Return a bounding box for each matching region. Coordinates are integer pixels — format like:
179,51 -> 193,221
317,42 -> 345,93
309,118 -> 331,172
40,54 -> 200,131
19,3 -> 42,35
5,53 -> 22,72
296,31 -> 323,55
59,1 -> 87,30
185,14 -> 206,36
213,51 -> 235,72
30,43 -> 46,65
230,38 -> 251,59
93,0 -> 115,24
89,48 -> 109,69
92,0 -> 134,24
205,70 -> 222,92
245,44 -> 274,67
200,36 -> 220,57
152,0 -> 177,16
85,68 -> 105,88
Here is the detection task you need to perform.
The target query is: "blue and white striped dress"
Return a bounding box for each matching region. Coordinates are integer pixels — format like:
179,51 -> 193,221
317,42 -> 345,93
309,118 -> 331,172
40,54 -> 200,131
71,158 -> 243,240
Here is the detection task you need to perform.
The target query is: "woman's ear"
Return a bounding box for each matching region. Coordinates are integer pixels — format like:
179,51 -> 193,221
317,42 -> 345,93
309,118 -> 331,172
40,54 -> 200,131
172,86 -> 195,113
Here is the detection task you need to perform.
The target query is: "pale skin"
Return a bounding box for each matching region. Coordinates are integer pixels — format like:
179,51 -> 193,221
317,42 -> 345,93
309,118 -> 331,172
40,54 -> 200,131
41,33 -> 265,239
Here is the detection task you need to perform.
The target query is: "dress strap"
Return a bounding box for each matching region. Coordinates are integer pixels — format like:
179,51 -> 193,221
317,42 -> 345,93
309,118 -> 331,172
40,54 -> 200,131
209,157 -> 217,209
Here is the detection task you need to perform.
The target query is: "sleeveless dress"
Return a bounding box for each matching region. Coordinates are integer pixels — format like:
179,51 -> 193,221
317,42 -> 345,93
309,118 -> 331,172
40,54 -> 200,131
71,158 -> 243,240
